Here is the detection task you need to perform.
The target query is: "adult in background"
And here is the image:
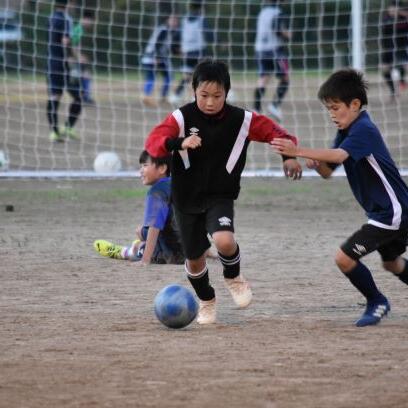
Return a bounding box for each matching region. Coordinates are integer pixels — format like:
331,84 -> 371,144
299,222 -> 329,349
253,0 -> 291,122
168,0 -> 214,104
46,0 -> 82,142
141,14 -> 179,108
381,0 -> 408,101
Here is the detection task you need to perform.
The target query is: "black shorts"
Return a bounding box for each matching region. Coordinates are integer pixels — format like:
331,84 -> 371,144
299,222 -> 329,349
341,223 -> 408,262
182,51 -> 205,74
47,65 -> 80,98
256,50 -> 289,77
174,199 -> 235,260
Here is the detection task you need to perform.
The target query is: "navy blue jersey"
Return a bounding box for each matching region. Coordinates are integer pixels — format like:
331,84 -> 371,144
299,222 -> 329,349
47,10 -> 71,70
332,111 -> 408,230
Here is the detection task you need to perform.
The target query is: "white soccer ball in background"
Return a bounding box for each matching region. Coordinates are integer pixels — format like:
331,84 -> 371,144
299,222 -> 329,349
0,150 -> 9,172
93,151 -> 122,174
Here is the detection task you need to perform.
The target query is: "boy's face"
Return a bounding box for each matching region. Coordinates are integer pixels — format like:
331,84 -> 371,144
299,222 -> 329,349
195,81 -> 226,115
323,98 -> 361,130
139,158 -> 166,186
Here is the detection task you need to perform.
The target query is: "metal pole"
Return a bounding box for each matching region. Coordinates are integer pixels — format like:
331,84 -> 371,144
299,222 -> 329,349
351,0 -> 363,70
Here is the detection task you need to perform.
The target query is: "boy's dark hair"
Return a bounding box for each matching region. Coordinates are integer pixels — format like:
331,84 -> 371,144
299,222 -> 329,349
139,150 -> 171,176
318,68 -> 368,107
192,60 -> 231,95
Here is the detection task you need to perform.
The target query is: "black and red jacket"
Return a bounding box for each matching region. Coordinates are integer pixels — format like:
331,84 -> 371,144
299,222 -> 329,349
145,102 -> 297,213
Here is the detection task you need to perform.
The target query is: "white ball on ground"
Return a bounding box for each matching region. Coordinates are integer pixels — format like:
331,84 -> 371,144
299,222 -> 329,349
93,151 -> 122,174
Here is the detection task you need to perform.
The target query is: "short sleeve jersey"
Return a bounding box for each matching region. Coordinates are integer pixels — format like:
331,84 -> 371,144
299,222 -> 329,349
143,177 -> 171,230
333,111 -> 408,230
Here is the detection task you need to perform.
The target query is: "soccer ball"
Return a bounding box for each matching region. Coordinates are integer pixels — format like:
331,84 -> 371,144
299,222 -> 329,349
93,151 -> 122,173
154,284 -> 198,329
0,150 -> 9,172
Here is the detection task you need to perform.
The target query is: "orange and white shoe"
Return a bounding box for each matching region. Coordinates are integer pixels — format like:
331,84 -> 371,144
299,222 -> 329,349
224,274 -> 252,308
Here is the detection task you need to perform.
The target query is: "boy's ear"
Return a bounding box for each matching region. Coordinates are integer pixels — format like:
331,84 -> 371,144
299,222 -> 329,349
158,163 -> 168,175
351,98 -> 362,112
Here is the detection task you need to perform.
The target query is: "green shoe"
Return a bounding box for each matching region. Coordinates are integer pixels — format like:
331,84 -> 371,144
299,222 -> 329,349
93,239 -> 123,259
49,130 -> 64,142
62,126 -> 79,140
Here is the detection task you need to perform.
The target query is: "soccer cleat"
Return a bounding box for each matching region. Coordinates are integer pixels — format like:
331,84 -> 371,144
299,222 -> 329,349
224,274 -> 252,308
267,103 -> 282,122
62,126 -> 79,140
49,130 -> 64,142
355,298 -> 390,327
197,298 -> 216,325
93,239 -> 124,260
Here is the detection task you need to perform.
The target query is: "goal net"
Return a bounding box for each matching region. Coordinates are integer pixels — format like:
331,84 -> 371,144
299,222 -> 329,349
1,0 -> 407,176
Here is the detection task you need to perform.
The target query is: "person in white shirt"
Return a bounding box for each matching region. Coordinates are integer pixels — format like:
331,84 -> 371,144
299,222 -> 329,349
253,0 -> 291,122
169,1 -> 213,104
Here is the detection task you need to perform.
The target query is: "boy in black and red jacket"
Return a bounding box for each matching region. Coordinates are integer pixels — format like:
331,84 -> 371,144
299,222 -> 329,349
145,60 -> 302,325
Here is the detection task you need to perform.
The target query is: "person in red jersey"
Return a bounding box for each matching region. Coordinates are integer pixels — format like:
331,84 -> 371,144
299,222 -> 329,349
145,59 -> 302,325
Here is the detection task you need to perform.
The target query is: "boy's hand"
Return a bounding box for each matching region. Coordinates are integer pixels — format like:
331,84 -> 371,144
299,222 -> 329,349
283,159 -> 302,180
306,159 -> 320,169
182,135 -> 202,150
270,138 -> 298,156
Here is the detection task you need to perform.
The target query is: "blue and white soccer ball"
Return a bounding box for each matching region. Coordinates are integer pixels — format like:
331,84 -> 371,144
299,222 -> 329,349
154,284 -> 198,329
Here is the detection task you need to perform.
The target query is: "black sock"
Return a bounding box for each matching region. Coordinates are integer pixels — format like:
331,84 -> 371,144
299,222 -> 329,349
68,100 -> 81,128
273,79 -> 289,106
186,264 -> 215,301
219,244 -> 240,279
345,262 -> 385,302
383,71 -> 395,95
254,87 -> 265,111
396,258 -> 408,285
47,99 -> 59,133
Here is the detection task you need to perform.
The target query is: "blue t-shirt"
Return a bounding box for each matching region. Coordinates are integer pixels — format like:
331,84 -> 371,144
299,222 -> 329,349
332,111 -> 408,230
143,177 -> 171,229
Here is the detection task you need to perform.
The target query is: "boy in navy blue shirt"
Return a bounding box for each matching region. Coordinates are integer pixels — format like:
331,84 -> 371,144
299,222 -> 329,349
272,68 -> 408,327
94,150 -> 184,265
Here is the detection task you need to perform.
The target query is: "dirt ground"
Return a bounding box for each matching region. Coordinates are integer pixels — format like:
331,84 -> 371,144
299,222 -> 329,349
1,177 -> 408,408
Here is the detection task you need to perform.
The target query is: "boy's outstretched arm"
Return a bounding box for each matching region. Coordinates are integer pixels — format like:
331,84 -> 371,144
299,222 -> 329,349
271,138 -> 348,163
139,227 -> 160,265
271,138 -> 348,178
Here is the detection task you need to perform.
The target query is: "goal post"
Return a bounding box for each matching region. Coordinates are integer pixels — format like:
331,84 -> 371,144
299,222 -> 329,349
1,0 -> 408,177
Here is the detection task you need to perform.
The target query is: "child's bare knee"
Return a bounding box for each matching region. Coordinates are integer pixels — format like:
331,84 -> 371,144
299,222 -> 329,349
383,258 -> 404,274
335,249 -> 356,273
212,231 -> 235,254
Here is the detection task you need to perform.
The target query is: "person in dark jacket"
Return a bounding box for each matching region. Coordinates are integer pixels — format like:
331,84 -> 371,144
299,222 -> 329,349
145,60 -> 302,325
381,0 -> 408,100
